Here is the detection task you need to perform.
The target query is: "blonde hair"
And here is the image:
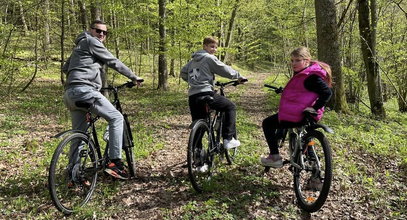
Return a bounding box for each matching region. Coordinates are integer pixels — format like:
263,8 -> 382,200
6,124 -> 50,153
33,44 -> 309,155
290,47 -> 333,87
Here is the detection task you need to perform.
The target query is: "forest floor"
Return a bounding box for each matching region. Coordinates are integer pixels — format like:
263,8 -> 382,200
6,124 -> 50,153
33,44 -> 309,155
107,72 -> 406,219
0,71 -> 405,219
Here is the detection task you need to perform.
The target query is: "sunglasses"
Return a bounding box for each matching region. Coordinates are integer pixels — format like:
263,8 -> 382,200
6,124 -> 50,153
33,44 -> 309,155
92,28 -> 108,35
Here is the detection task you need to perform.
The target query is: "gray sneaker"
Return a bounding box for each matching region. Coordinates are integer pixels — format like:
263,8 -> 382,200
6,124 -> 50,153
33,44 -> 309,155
260,154 -> 283,168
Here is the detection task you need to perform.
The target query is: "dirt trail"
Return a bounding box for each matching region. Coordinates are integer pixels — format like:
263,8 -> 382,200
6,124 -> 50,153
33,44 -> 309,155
112,72 -> 271,218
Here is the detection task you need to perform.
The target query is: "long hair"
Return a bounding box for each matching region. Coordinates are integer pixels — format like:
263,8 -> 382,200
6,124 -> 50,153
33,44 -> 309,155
290,47 -> 333,87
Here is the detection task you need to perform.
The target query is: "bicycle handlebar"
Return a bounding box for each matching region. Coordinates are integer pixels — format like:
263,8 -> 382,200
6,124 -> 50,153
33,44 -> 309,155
215,78 -> 248,87
101,80 -> 143,91
264,84 -> 283,94
264,84 -> 279,90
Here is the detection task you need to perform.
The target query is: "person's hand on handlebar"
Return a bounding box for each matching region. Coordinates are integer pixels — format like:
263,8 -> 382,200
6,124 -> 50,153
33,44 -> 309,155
275,87 -> 283,94
238,76 -> 248,84
132,77 -> 144,87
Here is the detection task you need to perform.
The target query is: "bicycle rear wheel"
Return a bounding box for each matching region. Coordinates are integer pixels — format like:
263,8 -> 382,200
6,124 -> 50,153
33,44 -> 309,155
48,133 -> 98,214
187,119 -> 213,192
293,130 -> 332,212
123,115 -> 136,178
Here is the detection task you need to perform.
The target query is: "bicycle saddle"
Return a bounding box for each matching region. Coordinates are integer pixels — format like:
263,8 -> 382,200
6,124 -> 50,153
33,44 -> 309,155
196,95 -> 214,104
75,98 -> 95,109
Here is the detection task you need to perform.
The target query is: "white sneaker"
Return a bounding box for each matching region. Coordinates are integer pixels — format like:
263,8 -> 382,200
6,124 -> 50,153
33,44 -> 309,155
260,154 -> 283,168
196,164 -> 208,173
223,138 -> 241,150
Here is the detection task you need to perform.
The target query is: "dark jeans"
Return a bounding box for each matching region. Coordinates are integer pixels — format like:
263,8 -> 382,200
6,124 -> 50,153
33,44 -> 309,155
189,92 -> 236,140
262,113 -> 303,155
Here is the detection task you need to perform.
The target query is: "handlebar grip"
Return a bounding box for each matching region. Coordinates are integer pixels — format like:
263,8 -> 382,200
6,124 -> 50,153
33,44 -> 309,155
126,82 -> 136,88
240,78 -> 248,83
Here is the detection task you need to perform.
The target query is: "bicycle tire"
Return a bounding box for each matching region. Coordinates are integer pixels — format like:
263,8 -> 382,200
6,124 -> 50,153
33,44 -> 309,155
293,130 -> 332,212
48,133 -> 98,214
187,119 -> 213,192
223,113 -> 238,164
123,115 -> 136,177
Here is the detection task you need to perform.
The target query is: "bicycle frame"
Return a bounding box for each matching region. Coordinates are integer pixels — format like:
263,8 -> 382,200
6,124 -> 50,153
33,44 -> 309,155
204,81 -> 239,156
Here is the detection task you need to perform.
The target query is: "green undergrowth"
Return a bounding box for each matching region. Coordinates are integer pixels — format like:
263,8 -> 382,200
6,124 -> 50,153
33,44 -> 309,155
1,68 -> 406,218
0,74 -> 185,219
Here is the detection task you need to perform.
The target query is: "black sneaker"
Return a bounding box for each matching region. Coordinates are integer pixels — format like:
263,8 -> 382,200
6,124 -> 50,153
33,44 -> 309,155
104,160 -> 128,180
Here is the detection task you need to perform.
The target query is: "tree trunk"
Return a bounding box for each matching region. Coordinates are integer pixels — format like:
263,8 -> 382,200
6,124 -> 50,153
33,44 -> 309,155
158,0 -> 168,90
22,6 -> 39,92
301,0 -> 309,47
78,0 -> 88,30
43,0 -> 51,60
315,0 -> 349,113
91,1 -> 102,21
221,0 -> 240,63
357,0 -> 386,117
18,0 -> 28,34
60,0 -> 65,85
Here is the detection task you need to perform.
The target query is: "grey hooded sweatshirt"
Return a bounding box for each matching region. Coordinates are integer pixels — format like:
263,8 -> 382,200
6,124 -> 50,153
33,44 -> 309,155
181,50 -> 241,96
62,31 -> 138,90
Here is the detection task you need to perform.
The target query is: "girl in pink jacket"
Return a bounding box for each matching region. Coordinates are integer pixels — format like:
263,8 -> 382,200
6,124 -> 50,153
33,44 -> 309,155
261,47 -> 333,168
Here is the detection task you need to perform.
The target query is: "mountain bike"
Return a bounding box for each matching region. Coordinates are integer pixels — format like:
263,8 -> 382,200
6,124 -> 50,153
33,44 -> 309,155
48,81 -> 141,214
263,84 -> 333,213
187,79 -> 246,193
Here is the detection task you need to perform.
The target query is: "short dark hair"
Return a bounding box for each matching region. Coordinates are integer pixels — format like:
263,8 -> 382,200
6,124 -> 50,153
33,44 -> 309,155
203,36 -> 218,45
90,20 -> 106,29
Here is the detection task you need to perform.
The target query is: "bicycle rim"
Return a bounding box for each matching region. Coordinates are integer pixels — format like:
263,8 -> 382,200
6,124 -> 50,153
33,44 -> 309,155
293,130 -> 332,212
220,113 -> 238,165
187,120 -> 213,192
48,133 -> 98,214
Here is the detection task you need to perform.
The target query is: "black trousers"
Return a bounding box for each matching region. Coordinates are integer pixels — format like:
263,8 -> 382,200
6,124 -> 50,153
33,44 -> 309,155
189,92 -> 236,140
262,113 -> 303,154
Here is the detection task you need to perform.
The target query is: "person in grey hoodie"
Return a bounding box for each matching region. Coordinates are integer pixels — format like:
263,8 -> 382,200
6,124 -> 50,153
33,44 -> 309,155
181,36 -> 247,152
62,20 -> 143,180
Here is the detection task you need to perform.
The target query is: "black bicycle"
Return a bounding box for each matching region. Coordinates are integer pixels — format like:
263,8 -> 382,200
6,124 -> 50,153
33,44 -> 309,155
48,81 -> 141,214
264,84 -> 333,213
187,79 -> 246,192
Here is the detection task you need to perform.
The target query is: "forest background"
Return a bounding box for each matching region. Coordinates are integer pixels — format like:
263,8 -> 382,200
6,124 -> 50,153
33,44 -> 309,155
0,0 -> 406,114
0,0 -> 406,219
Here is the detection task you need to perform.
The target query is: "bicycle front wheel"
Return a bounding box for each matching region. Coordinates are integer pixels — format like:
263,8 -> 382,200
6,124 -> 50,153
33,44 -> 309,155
187,119 -> 213,192
123,116 -> 136,178
293,130 -> 332,212
219,113 -> 238,165
48,133 -> 98,214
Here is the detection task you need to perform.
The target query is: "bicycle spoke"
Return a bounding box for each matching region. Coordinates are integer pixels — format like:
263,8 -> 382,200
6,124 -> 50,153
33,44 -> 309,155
49,133 -> 98,214
293,130 -> 332,213
188,120 -> 215,192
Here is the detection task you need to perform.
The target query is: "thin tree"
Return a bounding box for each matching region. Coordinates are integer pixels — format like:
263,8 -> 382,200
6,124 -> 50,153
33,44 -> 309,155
78,0 -> 88,30
357,0 -> 386,117
315,0 -> 349,113
43,0 -> 51,61
221,0 -> 240,63
60,0 -> 66,85
158,0 -> 168,90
